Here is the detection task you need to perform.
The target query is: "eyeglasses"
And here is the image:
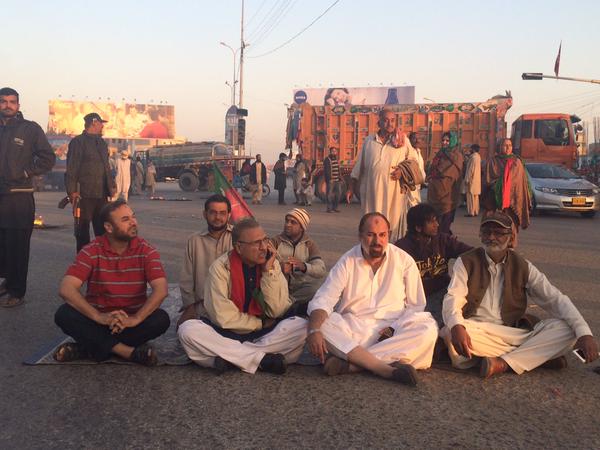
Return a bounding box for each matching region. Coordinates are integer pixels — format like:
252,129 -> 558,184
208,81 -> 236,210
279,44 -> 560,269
238,237 -> 270,248
481,229 -> 512,238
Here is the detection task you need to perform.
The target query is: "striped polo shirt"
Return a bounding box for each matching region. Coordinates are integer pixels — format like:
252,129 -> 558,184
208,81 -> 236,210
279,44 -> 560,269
65,235 -> 166,313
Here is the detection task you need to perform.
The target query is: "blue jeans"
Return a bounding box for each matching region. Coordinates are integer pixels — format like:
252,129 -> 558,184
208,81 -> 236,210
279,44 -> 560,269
326,180 -> 343,211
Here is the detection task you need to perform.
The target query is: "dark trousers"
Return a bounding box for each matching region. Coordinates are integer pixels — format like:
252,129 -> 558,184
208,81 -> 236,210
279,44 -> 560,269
77,198 -> 108,252
54,303 -> 170,361
0,227 -> 33,298
277,188 -> 285,204
326,180 -> 343,211
438,209 -> 456,235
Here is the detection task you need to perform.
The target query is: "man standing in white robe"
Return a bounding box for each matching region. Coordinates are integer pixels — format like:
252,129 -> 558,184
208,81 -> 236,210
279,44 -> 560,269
306,212 -> 438,386
442,211 -> 598,378
114,151 -> 131,201
347,109 -> 419,242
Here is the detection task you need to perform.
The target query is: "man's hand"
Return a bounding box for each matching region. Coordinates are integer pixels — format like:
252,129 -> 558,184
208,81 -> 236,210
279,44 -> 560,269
69,192 -> 81,204
110,315 -> 142,334
574,335 -> 599,363
451,325 -> 473,359
390,167 -> 402,181
307,330 -> 328,364
345,190 -> 353,204
287,257 -> 306,273
96,309 -> 127,326
262,241 -> 277,272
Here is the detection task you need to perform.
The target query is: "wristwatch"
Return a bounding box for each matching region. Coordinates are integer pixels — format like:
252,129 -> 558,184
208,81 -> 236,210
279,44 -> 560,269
308,328 -> 321,335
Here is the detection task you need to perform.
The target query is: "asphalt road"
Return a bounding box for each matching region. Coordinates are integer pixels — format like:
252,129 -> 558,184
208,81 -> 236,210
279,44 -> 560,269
1,183 -> 599,449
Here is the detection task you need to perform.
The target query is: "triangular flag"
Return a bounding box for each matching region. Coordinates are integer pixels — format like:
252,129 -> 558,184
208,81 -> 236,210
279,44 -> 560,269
212,163 -> 254,222
554,41 -> 562,77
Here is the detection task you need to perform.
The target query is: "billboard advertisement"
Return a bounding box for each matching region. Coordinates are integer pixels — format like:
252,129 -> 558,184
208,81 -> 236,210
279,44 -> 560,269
292,86 -> 415,107
47,100 -> 176,139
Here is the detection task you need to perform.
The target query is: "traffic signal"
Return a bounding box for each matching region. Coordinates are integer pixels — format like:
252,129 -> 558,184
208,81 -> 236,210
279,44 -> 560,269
238,118 -> 246,145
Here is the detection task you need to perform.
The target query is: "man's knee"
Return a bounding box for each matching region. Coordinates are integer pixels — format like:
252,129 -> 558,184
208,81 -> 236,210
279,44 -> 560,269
146,308 -> 170,334
54,303 -> 81,329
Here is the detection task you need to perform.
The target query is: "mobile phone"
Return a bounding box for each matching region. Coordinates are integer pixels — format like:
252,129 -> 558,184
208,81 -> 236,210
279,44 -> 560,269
572,348 -> 586,363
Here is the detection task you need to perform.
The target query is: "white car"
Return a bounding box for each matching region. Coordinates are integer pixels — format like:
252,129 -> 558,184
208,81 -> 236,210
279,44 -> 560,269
526,162 -> 600,218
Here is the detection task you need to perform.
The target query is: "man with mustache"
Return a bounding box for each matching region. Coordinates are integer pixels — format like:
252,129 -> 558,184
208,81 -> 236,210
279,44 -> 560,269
54,200 -> 170,365
178,218 -> 307,375
178,194 -> 233,327
306,212 -> 438,386
442,211 -> 598,378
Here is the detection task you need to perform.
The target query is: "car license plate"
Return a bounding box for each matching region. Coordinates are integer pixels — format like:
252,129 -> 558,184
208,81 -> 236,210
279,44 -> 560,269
572,197 -> 586,206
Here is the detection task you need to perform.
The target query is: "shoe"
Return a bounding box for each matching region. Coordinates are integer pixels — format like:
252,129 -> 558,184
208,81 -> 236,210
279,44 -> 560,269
53,342 -> 89,362
213,356 -> 236,375
0,296 -> 25,308
540,355 -> 568,370
259,353 -> 287,374
327,210 -> 333,213
323,356 -> 351,376
390,363 -> 418,387
333,209 -> 341,213
130,344 -> 158,367
479,357 -> 508,379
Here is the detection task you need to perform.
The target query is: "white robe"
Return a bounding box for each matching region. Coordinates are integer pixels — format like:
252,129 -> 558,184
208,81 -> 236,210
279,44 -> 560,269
115,158 -> 131,201
351,133 -> 419,241
308,244 -> 438,369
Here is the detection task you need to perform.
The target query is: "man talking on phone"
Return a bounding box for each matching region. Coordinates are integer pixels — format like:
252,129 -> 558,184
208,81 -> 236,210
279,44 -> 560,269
441,211 -> 598,379
178,218 -> 307,375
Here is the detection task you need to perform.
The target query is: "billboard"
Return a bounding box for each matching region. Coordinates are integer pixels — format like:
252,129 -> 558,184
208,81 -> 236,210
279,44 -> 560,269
292,86 -> 415,107
47,100 -> 176,139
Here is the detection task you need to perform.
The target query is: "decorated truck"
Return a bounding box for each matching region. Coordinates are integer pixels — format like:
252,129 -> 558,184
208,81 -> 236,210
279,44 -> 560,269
146,141 -> 246,192
285,93 -> 513,200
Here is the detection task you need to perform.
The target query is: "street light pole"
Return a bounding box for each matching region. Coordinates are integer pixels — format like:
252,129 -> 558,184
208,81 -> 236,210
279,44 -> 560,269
220,41 -> 239,106
522,72 -> 600,85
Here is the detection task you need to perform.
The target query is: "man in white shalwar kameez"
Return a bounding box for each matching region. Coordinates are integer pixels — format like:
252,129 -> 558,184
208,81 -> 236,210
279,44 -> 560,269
114,151 -> 131,201
441,211 -> 598,378
347,109 -> 420,242
306,212 -> 438,386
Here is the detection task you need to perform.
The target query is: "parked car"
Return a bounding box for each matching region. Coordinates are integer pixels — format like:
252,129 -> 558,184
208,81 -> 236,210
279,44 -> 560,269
525,162 -> 600,218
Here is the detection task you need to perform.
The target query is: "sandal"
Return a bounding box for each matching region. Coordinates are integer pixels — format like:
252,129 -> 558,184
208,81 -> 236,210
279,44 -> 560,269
53,342 -> 89,362
323,356 -> 350,376
130,344 -> 158,367
0,296 -> 25,308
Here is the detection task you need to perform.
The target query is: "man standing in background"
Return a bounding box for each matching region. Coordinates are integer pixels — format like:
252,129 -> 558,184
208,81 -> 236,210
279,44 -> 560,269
323,147 -> 343,213
250,154 -> 267,205
0,87 -> 55,307
464,144 -> 481,217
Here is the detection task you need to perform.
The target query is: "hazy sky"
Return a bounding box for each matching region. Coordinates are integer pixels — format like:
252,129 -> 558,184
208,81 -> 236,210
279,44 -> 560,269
3,0 -> 600,161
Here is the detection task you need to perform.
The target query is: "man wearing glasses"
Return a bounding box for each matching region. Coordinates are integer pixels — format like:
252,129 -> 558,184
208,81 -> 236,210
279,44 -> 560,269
442,211 -> 598,378
178,218 -> 307,375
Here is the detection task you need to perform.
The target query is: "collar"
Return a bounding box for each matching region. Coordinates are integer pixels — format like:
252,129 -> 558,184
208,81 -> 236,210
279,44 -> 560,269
201,224 -> 233,238
484,250 -> 508,267
98,235 -> 141,255
278,231 -> 307,245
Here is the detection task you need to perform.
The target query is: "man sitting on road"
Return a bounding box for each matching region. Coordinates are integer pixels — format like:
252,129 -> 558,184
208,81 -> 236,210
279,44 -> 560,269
178,194 -> 233,327
306,212 -> 438,386
54,200 -> 169,366
271,208 -> 327,316
178,218 -> 307,375
442,211 -> 598,378
395,203 -> 472,327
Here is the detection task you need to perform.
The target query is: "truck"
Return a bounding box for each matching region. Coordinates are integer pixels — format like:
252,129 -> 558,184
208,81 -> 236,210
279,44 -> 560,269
285,93 -> 513,200
511,113 -> 581,168
146,141 -> 246,192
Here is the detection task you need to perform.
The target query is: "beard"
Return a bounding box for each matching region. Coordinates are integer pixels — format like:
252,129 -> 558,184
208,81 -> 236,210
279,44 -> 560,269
483,240 -> 509,254
208,222 -> 227,232
368,246 -> 384,258
113,226 -> 137,242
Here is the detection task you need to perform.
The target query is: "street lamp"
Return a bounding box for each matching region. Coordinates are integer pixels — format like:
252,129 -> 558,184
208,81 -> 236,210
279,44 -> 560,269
220,41 -> 241,106
522,72 -> 600,84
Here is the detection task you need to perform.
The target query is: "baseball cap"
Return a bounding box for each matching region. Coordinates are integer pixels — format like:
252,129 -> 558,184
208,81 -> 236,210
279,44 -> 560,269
480,211 -> 513,229
84,112 -> 108,125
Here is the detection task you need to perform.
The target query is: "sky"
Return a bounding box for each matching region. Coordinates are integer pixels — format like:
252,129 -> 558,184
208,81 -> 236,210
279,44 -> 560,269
3,0 -> 600,162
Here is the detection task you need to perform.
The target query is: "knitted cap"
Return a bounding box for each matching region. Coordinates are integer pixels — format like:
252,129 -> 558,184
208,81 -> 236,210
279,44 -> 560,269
286,208 -> 310,230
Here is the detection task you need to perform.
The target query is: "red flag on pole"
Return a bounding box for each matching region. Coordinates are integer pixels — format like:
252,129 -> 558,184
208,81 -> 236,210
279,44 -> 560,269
212,163 -> 254,222
554,41 -> 562,77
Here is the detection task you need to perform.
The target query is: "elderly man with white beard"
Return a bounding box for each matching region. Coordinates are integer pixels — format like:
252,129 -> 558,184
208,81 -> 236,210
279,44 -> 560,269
306,212 -> 438,387
441,211 -> 598,378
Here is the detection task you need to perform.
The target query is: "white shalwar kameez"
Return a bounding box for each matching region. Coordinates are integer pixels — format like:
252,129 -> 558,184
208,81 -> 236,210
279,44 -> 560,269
441,254 -> 593,374
114,157 -> 131,201
308,244 -> 438,369
351,134 -> 419,242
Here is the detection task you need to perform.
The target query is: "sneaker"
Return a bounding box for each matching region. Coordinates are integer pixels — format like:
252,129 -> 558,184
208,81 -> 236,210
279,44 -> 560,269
259,353 -> 287,374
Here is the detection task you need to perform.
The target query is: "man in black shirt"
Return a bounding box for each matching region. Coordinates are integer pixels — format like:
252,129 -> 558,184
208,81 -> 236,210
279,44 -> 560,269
395,203 -> 472,326
0,87 -> 55,307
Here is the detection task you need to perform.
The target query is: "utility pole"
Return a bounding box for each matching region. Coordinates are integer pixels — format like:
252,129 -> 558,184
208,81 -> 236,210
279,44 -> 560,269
522,72 -> 600,85
239,0 -> 246,108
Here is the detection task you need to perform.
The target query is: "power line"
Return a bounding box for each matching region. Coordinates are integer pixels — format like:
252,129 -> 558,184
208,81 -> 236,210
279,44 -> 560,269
249,0 -> 297,51
245,0 -> 268,27
246,0 -> 286,42
248,0 -> 340,59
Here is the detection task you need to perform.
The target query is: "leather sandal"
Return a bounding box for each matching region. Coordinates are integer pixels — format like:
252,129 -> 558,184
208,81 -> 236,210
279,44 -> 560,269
0,296 -> 25,308
130,344 -> 158,366
53,342 -> 89,362
323,356 -> 350,376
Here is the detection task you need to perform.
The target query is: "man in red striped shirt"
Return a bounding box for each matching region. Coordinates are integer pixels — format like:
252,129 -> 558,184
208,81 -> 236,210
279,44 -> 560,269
54,199 -> 169,365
